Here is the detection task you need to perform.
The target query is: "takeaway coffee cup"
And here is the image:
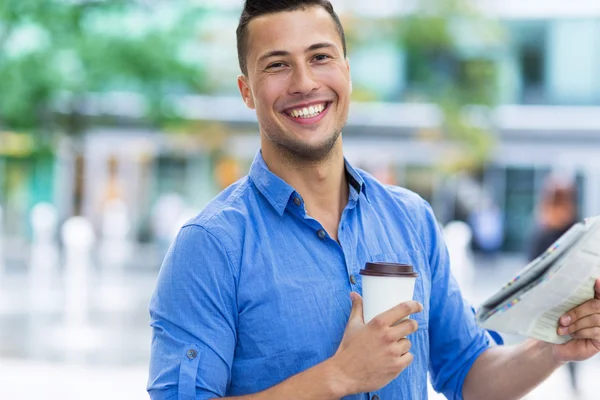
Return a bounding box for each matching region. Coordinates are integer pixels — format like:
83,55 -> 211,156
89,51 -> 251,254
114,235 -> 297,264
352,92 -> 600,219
359,262 -> 418,324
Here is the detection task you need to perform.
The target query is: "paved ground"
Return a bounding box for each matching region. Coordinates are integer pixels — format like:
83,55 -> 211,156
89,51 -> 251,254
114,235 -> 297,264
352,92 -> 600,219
0,243 -> 598,399
1,357 -> 596,400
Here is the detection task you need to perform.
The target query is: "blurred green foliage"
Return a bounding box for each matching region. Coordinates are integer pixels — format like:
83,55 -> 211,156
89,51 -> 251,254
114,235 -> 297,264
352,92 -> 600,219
397,0 -> 502,171
0,0 -> 206,135
345,0 -> 503,171
0,0 -> 503,172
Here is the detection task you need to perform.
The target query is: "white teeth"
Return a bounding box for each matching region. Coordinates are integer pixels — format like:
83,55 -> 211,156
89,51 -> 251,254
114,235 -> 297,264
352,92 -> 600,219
287,103 -> 327,119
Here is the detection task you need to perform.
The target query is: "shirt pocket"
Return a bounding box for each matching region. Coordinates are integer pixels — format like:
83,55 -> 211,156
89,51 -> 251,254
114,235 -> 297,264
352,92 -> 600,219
365,249 -> 429,330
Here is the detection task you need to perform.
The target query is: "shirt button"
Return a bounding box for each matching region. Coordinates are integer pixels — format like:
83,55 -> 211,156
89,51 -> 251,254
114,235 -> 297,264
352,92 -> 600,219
350,275 -> 357,285
317,229 -> 326,239
372,395 -> 380,400
293,197 -> 301,206
187,349 -> 197,360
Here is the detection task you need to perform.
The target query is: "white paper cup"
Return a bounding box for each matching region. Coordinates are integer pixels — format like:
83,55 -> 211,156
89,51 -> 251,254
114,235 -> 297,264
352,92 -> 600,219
359,262 -> 418,324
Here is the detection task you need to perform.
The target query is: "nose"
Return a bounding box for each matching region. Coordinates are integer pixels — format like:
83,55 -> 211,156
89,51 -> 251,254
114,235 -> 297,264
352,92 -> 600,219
288,64 -> 320,95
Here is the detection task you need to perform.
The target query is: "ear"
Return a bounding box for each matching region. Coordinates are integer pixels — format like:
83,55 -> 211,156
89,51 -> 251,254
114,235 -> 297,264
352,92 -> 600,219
345,58 -> 352,94
237,74 -> 255,109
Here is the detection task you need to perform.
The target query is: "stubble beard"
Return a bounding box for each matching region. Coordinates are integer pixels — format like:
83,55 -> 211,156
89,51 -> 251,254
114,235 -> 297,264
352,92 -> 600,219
267,126 -> 342,166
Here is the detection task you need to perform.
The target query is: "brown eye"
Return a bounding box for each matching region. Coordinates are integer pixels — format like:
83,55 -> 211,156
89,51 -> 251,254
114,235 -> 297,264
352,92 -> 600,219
267,62 -> 286,69
313,54 -> 331,62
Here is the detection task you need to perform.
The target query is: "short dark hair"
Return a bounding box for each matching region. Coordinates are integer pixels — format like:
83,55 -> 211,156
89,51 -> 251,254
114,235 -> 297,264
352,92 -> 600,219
236,0 -> 347,76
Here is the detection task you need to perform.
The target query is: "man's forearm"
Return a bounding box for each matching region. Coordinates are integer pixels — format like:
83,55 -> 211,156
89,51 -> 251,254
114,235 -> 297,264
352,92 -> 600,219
463,339 -> 563,400
216,358 -> 348,400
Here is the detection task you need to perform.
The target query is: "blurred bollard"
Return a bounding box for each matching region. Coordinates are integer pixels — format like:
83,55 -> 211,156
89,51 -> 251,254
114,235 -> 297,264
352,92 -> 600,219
59,216 -> 101,362
28,203 -> 60,313
152,192 -> 186,252
61,216 -> 95,328
30,203 -> 59,243
98,199 -> 136,314
443,220 -> 476,300
99,198 -> 131,268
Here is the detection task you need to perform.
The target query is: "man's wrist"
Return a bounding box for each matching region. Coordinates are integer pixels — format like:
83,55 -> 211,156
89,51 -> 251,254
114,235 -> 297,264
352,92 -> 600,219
529,339 -> 566,366
321,356 -> 353,399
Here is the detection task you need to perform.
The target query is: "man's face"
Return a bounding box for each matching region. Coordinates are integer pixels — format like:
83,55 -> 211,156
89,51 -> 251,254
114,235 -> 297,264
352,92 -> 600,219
238,6 -> 351,163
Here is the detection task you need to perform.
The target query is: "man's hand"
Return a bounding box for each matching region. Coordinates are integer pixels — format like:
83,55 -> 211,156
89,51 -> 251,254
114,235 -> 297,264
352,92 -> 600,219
329,292 -> 422,396
553,278 -> 600,362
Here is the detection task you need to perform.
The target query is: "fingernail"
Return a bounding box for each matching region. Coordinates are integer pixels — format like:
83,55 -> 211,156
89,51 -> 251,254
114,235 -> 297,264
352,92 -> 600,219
559,327 -> 568,335
561,315 -> 571,325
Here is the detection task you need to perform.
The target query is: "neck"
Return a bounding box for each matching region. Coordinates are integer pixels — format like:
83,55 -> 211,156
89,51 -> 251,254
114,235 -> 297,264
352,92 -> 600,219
262,138 -> 349,239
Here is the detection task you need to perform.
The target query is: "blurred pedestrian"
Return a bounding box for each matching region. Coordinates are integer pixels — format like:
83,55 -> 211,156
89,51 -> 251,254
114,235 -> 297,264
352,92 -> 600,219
528,174 -> 578,261
527,173 -> 580,397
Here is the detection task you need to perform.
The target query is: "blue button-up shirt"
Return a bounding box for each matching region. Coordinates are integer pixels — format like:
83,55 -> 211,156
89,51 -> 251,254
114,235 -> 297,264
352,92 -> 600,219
148,151 -> 489,400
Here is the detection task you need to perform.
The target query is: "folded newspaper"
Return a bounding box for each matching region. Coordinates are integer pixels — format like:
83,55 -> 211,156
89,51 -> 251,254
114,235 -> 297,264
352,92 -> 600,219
476,216 -> 600,344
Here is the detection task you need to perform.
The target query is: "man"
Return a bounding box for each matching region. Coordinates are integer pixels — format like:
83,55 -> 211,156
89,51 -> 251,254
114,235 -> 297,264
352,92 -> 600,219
147,1 -> 600,399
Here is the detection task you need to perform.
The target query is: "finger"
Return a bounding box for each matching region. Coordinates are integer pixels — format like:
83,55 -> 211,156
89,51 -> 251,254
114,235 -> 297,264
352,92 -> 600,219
376,301 -> 423,327
389,318 -> 420,339
558,314 -> 600,336
560,299 -> 600,326
595,278 -> 600,300
392,351 -> 414,375
394,337 -> 412,356
348,292 -> 364,324
569,326 -> 600,340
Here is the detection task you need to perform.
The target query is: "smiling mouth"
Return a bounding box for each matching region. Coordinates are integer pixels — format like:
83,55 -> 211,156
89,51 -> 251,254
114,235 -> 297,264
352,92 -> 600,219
283,102 -> 330,119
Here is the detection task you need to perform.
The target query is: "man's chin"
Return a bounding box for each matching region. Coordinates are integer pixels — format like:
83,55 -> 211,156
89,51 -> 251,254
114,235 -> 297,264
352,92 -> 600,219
276,136 -> 340,164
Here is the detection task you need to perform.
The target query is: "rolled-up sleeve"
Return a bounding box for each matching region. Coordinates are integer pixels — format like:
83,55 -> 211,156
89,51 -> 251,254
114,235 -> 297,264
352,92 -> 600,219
147,224 -> 238,399
423,204 -> 490,400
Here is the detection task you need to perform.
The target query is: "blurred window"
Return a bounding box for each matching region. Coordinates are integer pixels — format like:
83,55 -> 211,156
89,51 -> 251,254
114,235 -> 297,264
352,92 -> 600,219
519,45 -> 545,101
405,51 -> 458,99
512,22 -> 548,104
503,167 -> 536,252
155,155 -> 188,197
546,20 -> 600,105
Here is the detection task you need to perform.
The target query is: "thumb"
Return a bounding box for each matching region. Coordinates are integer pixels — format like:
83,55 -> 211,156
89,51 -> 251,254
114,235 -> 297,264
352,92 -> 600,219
349,292 -> 364,323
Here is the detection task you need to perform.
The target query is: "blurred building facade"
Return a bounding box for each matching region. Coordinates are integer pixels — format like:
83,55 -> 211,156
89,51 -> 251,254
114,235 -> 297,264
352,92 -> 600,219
159,0 -> 600,253
2,0 -> 600,255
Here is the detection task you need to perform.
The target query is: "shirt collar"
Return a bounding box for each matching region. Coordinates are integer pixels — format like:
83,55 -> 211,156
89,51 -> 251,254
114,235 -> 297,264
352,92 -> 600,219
344,158 -> 366,201
249,151 -> 367,216
249,151 -> 296,216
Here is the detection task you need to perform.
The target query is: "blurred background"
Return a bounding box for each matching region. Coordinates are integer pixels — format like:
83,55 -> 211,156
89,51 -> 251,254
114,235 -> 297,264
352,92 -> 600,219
1,0 -> 599,398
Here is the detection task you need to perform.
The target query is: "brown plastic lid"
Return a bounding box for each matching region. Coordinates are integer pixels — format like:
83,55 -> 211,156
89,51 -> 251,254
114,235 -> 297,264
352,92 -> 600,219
359,262 -> 418,277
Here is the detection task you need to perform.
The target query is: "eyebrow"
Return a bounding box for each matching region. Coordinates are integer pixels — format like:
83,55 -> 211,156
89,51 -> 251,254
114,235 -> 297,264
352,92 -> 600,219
257,42 -> 337,64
